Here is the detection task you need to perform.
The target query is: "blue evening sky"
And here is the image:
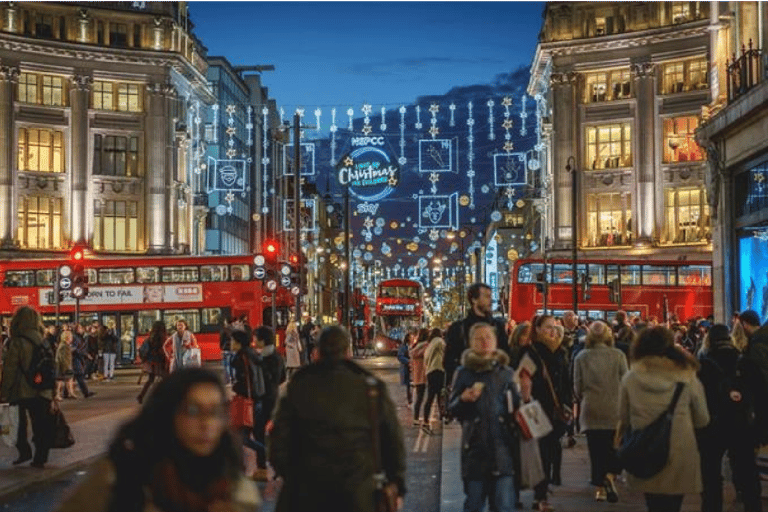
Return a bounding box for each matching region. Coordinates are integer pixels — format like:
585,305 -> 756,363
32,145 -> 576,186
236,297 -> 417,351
188,1 -> 545,110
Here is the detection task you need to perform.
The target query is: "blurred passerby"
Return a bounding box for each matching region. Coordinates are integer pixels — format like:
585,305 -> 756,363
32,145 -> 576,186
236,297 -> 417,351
732,319 -> 749,353
0,306 -> 55,468
697,324 -> 762,512
284,321 -> 302,379
507,321 -> 532,369
397,331 -> 413,405
422,327 -> 446,434
618,326 -> 709,512
85,324 -> 100,379
230,330 -> 265,472
163,319 -> 198,373
220,317 -> 234,385
410,328 -> 429,427
137,320 -> 168,404
99,325 -> 119,380
55,368 -> 261,512
252,326 -> 285,481
269,325 -> 406,512
448,322 -> 526,512
573,321 -> 627,502
740,310 -> 768,444
55,330 -> 76,399
71,324 -> 95,398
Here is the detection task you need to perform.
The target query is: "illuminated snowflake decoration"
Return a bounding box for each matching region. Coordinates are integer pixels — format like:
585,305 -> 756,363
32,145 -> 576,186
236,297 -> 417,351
429,229 -> 440,241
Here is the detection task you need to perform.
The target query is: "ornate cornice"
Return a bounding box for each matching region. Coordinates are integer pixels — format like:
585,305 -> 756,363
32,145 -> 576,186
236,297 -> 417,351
550,72 -> 579,87
631,62 -> 656,78
0,65 -> 20,83
148,82 -> 176,97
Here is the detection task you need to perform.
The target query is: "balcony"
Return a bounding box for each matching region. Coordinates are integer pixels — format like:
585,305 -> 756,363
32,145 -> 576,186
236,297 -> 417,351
727,40 -> 764,104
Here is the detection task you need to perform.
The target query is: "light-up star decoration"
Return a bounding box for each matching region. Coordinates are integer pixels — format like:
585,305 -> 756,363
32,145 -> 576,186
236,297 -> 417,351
429,103 -> 440,115
429,126 -> 440,137
502,119 -> 514,130
226,148 -> 237,158
503,141 -> 515,153
226,104 -> 236,115
363,216 -> 374,230
362,124 -> 373,136
388,175 -> 398,187
429,229 -> 440,241
501,96 -> 513,107
344,156 -> 354,167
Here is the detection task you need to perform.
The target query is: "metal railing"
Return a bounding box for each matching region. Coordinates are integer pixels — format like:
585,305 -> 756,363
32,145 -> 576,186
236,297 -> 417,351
727,39 -> 764,103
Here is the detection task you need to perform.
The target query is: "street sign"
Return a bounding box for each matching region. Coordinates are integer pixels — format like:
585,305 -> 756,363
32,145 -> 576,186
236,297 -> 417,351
281,275 -> 291,287
253,254 -> 265,266
291,286 -> 300,296
266,279 -> 278,292
59,277 -> 72,290
253,267 -> 266,280
280,263 -> 292,276
59,265 -> 72,277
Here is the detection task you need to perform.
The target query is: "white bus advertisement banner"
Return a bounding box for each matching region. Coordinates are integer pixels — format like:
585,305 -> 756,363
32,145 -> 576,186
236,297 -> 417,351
39,284 -> 203,307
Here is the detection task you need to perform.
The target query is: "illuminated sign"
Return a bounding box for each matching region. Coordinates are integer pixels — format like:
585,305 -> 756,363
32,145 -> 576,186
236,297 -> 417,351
379,303 -> 417,313
337,145 -> 399,202
39,285 -> 203,306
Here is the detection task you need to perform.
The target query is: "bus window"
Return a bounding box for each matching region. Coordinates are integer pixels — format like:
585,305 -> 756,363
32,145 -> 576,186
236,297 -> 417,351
230,264 -> 249,281
138,310 -> 160,335
36,269 -> 55,286
164,309 -> 201,333
552,264 -> 587,284
162,266 -> 199,283
201,307 -> 224,333
136,267 -> 160,283
98,268 -> 135,285
620,265 -> 641,285
517,263 -> 544,283
5,270 -> 35,287
86,269 -> 97,284
679,265 -> 712,286
642,265 -> 676,286
587,264 -> 606,285
201,265 -> 228,282
79,312 -> 99,327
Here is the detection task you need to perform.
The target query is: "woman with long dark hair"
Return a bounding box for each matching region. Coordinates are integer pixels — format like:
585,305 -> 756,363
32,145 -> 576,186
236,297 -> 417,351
136,320 -> 169,404
56,368 -> 261,512
618,326 -> 709,512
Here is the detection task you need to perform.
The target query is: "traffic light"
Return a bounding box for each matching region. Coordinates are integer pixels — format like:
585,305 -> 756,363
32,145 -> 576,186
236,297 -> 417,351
535,272 -> 548,295
69,246 -> 89,300
263,239 -> 279,265
608,277 -> 621,304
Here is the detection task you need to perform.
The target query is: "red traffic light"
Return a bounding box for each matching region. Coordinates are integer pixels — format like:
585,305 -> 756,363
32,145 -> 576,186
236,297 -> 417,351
70,245 -> 86,262
289,254 -> 299,265
264,240 -> 278,254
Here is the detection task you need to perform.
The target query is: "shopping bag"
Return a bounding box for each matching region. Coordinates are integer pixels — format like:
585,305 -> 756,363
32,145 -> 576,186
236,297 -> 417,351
182,347 -> 202,368
519,436 -> 545,489
515,400 -> 553,440
52,406 -> 75,449
229,394 -> 254,428
1,403 -> 19,448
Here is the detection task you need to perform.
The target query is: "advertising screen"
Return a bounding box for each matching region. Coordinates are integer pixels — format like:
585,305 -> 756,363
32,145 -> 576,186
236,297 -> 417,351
739,233 -> 768,323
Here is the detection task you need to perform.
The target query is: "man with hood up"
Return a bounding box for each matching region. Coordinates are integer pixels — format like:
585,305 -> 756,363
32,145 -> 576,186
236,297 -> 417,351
0,306 -> 55,468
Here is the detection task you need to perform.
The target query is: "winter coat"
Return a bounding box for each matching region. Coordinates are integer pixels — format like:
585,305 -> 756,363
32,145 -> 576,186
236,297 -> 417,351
54,457 -> 261,512
0,308 -> 54,403
424,336 -> 446,375
55,339 -> 73,379
519,341 -> 572,433
285,330 -> 302,369
259,345 -> 286,418
618,355 -> 709,494
269,359 -> 406,512
410,341 -> 428,385
396,343 -> 410,385
573,342 -> 628,430
231,346 -> 263,399
71,334 -> 89,375
99,329 -> 119,354
448,349 -> 518,480
445,312 -> 510,383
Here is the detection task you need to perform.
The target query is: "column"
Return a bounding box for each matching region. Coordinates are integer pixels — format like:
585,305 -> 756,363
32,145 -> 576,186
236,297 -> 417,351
0,65 -> 19,248
77,9 -> 90,43
632,61 -> 657,245
549,72 -> 579,250
146,82 -> 174,254
70,73 -> 91,246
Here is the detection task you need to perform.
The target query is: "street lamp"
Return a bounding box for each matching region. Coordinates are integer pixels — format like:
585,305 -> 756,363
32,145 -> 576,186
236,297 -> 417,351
565,156 -> 579,315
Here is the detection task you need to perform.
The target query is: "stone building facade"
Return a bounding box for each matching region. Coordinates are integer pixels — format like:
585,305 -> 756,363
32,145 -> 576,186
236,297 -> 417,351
0,1 -> 213,257
529,2 -> 714,264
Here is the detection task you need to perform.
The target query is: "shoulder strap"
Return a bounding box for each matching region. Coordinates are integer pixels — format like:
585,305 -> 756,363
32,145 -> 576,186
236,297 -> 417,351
667,382 -> 685,415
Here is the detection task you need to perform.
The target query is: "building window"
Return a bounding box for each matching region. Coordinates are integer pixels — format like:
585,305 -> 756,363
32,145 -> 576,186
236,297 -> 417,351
42,76 -> 64,106
17,195 -> 63,249
18,128 -> 65,173
585,69 -> 631,103
109,23 -> 128,48
585,123 -> 632,170
18,73 -> 37,104
587,192 -> 632,247
662,57 -> 708,94
92,81 -> 142,112
94,200 -> 139,252
17,73 -> 66,106
735,163 -> 768,217
34,14 -> 54,39
665,187 -> 710,244
663,116 -> 705,163
93,134 -> 140,177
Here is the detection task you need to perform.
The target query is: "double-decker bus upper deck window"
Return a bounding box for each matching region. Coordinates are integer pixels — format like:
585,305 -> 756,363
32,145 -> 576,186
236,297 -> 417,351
588,264 -> 606,285
4,270 -> 35,287
642,265 -> 677,286
552,264 -> 588,284
163,309 -> 200,333
201,265 -> 228,282
136,267 -> 160,283
618,265 -> 641,285
86,268 -> 97,284
679,265 -> 712,286
517,263 -> 544,283
230,264 -> 249,281
138,310 -> 161,335
98,268 -> 135,285
36,269 -> 55,286
162,266 -> 199,283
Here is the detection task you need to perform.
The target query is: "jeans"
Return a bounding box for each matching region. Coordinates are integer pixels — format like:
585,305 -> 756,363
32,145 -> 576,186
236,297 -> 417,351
103,353 -> 116,379
221,350 -> 234,385
585,429 -> 620,486
423,370 -> 445,422
413,384 -> 426,422
463,476 -> 514,512
644,493 -> 683,512
534,429 -> 561,501
700,431 -> 762,512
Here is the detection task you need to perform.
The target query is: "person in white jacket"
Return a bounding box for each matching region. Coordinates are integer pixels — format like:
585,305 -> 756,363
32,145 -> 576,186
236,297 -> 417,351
285,321 -> 302,379
421,327 -> 446,434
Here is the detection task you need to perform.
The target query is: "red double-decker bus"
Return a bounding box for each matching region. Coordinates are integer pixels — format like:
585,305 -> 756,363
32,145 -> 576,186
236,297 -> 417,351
508,257 -> 713,323
374,278 -> 424,353
0,255 -> 294,362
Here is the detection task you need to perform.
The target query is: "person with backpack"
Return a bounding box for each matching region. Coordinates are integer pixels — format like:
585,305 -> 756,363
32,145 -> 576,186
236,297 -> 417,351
0,306 -> 56,468
697,324 -> 762,512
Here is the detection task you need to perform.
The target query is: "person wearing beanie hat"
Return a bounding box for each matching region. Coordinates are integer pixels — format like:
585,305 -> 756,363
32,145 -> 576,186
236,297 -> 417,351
698,324 -> 762,512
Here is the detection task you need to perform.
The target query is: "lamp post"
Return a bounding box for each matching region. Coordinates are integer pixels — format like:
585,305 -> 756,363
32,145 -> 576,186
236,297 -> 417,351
565,156 -> 579,315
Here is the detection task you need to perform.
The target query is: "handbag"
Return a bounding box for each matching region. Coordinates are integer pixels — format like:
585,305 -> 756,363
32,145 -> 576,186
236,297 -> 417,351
1,403 -> 19,448
518,436 -> 545,489
51,403 -> 75,449
617,382 -> 684,479
515,400 -> 554,440
229,354 -> 255,428
182,347 -> 202,368
366,377 -> 398,512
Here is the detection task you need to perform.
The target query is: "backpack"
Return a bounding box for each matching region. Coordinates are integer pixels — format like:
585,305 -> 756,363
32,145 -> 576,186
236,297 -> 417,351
138,338 -> 150,361
21,336 -> 56,391
702,355 -> 755,431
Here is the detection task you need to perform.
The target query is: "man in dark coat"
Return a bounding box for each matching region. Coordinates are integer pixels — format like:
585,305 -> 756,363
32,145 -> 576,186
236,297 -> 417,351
252,325 -> 285,480
741,309 -> 768,445
445,283 -> 509,386
269,325 -> 406,512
